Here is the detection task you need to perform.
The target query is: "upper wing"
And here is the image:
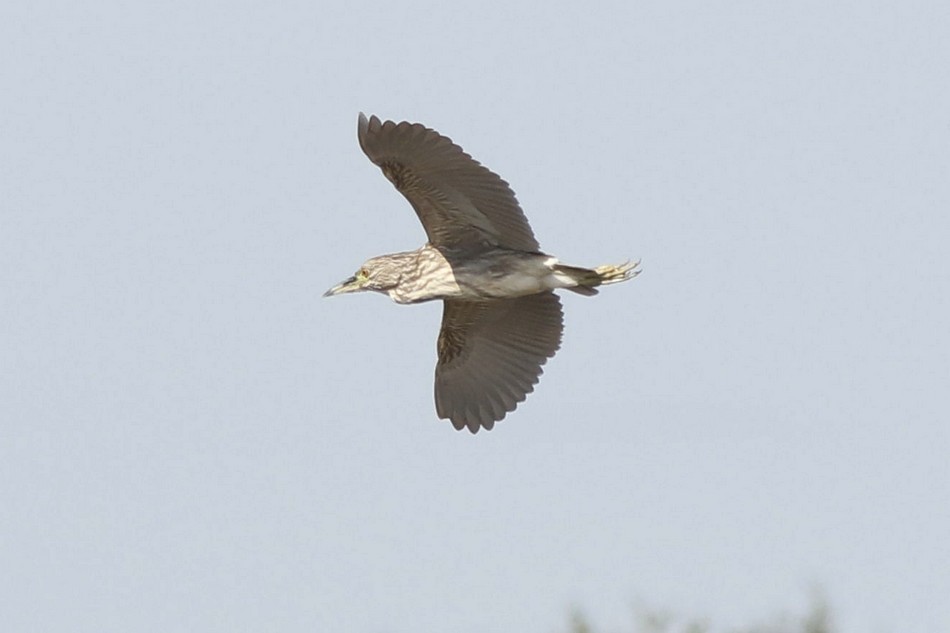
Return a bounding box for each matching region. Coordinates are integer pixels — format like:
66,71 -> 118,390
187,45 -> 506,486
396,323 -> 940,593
435,293 -> 563,433
357,113 -> 540,253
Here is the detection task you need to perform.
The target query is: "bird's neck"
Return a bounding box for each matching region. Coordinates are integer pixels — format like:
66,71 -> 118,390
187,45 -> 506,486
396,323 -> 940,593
386,245 -> 462,304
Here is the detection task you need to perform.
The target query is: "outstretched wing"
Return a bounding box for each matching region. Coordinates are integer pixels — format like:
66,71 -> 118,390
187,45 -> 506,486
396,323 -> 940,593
435,293 -> 563,433
357,113 -> 540,254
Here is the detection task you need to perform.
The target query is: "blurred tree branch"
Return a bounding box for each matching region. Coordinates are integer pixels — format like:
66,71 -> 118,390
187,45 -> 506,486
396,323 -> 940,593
564,591 -> 832,633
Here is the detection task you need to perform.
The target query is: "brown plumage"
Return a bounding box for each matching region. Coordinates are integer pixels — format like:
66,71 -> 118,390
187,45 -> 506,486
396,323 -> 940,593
324,114 -> 639,433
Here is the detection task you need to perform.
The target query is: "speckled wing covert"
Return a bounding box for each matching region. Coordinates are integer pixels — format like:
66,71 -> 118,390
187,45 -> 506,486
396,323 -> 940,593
357,113 -> 540,254
435,293 -> 563,433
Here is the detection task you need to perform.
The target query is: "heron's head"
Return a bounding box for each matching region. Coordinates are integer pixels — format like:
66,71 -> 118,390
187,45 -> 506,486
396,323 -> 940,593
323,255 -> 404,298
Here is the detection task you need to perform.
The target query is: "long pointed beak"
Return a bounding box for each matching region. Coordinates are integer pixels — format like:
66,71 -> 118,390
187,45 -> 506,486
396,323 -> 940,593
323,275 -> 360,298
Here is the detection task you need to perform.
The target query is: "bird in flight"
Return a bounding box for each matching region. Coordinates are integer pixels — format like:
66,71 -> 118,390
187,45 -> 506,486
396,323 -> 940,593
325,114 -> 639,433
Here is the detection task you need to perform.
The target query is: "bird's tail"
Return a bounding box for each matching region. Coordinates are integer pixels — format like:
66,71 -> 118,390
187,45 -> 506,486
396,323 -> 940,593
554,260 -> 641,296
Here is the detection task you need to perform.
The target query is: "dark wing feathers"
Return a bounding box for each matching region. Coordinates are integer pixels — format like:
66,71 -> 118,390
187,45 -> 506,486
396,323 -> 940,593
435,293 -> 563,433
357,113 -> 540,253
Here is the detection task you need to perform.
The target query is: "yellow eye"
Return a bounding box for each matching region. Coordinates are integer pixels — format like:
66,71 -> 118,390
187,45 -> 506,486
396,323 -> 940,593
358,268 -> 368,278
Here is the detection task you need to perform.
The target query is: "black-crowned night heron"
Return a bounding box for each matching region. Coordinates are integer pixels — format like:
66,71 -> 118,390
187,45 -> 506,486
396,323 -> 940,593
325,114 -> 639,433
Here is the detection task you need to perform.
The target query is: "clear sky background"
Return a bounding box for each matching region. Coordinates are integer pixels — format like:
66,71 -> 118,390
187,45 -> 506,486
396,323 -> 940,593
2,2 -> 948,632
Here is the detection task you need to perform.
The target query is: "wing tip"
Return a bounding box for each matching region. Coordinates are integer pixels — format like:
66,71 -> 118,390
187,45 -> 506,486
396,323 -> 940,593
437,397 -> 503,435
357,112 -> 375,148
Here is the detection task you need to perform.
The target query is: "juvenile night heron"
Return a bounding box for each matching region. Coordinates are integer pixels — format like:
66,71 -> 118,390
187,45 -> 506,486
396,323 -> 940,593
325,114 -> 639,433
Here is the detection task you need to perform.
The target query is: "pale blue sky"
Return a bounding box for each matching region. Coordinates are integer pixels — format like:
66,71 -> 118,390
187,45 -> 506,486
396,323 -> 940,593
2,1 -> 948,632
